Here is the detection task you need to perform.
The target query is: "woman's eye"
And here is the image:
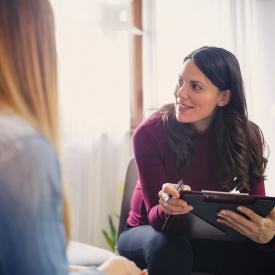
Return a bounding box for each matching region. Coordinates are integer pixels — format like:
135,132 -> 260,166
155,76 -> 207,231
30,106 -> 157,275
177,79 -> 184,87
192,83 -> 202,91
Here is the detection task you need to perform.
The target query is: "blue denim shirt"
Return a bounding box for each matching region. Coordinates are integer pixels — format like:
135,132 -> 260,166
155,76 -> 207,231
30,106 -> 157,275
0,114 -> 104,275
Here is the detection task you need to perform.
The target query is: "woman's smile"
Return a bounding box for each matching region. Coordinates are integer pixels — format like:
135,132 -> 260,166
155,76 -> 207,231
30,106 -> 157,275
177,102 -> 194,113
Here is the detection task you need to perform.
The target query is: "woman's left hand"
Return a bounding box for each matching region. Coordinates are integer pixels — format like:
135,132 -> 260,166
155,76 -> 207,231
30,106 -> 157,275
217,207 -> 275,244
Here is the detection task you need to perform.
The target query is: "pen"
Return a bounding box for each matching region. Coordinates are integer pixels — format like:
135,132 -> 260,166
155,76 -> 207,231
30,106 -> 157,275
161,179 -> 184,231
163,179 -> 184,202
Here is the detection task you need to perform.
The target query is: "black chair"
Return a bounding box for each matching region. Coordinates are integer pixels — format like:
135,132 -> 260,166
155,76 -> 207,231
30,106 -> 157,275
118,158 -> 138,238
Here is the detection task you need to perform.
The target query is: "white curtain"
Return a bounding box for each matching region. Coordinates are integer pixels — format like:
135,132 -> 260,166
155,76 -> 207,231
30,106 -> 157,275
143,0 -> 275,195
51,0 -> 133,248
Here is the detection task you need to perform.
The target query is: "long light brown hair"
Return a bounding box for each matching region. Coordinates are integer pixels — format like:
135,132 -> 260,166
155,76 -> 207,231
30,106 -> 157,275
0,0 -> 71,239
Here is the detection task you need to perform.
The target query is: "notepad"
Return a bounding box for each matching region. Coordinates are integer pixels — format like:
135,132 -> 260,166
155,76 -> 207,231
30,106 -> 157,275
162,190 -> 275,242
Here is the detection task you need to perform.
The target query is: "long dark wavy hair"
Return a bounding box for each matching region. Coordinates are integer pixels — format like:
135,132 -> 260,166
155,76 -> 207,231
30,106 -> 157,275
160,46 -> 268,192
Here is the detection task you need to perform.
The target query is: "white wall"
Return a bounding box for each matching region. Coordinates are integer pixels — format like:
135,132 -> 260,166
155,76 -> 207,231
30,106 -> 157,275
51,0 -> 133,248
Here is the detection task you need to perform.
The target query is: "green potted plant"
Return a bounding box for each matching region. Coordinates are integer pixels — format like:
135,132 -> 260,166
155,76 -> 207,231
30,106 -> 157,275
102,214 -> 118,252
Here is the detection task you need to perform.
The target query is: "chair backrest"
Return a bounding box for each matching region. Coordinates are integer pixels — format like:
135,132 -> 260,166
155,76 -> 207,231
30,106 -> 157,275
117,158 -> 138,238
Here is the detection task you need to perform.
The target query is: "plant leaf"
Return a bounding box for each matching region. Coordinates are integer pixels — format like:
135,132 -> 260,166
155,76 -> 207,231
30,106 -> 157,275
108,215 -> 117,242
102,229 -> 115,251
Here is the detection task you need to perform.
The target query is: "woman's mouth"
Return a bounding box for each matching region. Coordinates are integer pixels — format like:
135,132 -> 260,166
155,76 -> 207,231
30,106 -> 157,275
177,102 -> 194,112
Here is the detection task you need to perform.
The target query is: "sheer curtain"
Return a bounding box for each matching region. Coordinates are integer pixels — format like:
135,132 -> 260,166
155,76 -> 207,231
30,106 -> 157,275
143,0 -> 275,195
51,0 -> 133,247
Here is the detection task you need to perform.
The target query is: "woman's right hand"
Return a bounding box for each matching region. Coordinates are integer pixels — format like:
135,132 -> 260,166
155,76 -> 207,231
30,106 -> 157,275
158,183 -> 193,215
98,255 -> 147,275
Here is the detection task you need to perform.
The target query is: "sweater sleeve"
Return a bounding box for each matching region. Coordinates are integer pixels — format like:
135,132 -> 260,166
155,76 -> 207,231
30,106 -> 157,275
249,178 -> 265,195
133,125 -> 168,230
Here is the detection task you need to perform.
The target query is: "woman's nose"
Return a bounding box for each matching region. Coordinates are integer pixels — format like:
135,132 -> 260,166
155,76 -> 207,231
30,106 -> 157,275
177,84 -> 189,99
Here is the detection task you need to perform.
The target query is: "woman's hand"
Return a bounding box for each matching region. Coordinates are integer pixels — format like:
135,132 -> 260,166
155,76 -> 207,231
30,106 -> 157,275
217,207 -> 275,244
158,183 -> 193,215
98,255 -> 148,275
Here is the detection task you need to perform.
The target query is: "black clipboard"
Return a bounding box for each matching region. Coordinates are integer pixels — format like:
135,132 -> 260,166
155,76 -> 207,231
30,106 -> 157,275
162,190 -> 275,242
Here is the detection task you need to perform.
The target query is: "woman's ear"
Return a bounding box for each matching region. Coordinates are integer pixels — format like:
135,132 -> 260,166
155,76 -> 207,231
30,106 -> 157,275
218,89 -> 231,107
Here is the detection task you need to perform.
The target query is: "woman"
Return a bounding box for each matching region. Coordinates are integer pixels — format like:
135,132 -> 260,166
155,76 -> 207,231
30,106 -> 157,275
117,46 -> 275,275
0,1 -> 147,274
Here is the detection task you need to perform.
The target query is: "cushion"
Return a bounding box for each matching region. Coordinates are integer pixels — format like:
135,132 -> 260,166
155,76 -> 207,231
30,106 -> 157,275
67,241 -> 114,266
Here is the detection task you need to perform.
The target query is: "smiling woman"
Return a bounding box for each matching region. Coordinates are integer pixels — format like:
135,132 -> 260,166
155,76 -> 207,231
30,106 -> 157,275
117,46 -> 275,275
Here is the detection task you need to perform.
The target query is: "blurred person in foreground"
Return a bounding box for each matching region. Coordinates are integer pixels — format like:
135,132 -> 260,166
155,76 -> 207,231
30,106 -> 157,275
0,1 -> 147,275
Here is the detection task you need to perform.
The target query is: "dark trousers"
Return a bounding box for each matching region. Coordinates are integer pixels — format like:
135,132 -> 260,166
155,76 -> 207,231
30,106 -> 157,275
117,225 -> 275,275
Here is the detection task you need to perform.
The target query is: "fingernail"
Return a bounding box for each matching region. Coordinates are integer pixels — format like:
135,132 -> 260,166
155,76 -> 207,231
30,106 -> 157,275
163,193 -> 170,202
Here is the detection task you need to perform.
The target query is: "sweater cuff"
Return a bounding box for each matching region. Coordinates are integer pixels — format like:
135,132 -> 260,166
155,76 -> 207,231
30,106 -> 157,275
148,204 -> 167,230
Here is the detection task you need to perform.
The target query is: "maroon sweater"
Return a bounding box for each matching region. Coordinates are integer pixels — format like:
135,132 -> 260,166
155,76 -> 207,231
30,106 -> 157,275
127,112 -> 265,230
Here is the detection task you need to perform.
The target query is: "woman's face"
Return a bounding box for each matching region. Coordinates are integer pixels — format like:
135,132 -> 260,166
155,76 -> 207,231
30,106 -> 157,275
175,60 -> 229,133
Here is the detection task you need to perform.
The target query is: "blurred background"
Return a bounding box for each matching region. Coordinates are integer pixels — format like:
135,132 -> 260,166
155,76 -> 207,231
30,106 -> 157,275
49,0 -> 275,249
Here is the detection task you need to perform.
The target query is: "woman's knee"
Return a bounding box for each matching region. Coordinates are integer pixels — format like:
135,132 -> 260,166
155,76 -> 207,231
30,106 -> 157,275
117,226 -> 193,275
147,231 -> 192,255
146,233 -> 193,275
